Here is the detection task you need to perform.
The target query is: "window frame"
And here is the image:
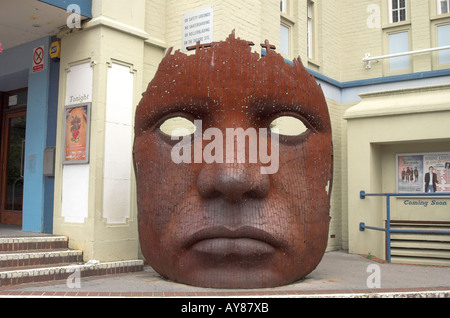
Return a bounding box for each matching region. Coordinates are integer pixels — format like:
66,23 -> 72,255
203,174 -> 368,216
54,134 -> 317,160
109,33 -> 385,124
431,19 -> 450,69
280,0 -> 287,14
307,1 -> 314,59
383,26 -> 412,75
437,23 -> 450,64
280,22 -> 291,56
279,0 -> 295,59
388,0 -> 407,23
437,0 -> 450,14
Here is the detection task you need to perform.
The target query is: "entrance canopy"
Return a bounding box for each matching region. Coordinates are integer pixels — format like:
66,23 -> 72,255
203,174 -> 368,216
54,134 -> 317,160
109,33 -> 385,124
0,0 -> 91,51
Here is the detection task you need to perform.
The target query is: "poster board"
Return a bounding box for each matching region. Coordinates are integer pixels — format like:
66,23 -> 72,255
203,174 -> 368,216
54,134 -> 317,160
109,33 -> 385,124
397,152 -> 450,193
62,103 -> 91,164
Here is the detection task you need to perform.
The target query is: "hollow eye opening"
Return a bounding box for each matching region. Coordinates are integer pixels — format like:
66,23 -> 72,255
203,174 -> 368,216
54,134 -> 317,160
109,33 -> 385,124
159,116 -> 197,137
269,116 -> 309,136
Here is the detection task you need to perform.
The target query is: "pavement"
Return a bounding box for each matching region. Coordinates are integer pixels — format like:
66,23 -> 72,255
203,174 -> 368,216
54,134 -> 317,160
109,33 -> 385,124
0,250 -> 449,299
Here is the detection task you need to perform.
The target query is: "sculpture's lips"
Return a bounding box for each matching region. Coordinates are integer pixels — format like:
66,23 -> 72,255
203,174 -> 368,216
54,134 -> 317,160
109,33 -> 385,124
185,226 -> 281,257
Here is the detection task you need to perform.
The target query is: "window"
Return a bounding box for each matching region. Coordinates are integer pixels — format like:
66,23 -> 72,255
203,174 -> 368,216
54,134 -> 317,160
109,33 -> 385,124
307,1 -> 314,59
389,0 -> 407,23
389,31 -> 410,70
437,24 -> 450,63
280,0 -> 287,13
280,0 -> 292,57
280,23 -> 290,55
438,0 -> 450,14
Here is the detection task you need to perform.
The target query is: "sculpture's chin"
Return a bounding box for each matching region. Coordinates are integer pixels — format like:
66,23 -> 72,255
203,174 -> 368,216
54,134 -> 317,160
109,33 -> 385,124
161,261 -> 320,289
144,243 -> 328,289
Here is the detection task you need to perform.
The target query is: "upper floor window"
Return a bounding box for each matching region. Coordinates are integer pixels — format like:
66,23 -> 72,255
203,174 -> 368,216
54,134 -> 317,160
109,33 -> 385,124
437,24 -> 450,64
280,0 -> 287,13
389,31 -> 410,70
280,23 -> 290,55
307,1 -> 314,59
280,0 -> 294,57
389,0 -> 407,23
438,0 -> 450,14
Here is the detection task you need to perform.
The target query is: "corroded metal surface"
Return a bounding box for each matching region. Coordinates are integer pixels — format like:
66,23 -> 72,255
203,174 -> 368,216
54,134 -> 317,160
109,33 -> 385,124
133,32 -> 333,289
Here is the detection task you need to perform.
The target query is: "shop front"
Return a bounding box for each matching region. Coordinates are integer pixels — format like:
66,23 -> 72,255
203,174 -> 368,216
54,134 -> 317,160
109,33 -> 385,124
0,37 -> 59,233
0,0 -> 91,233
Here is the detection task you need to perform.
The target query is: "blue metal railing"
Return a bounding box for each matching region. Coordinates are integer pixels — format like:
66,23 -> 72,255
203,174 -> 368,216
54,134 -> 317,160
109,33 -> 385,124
359,191 -> 450,263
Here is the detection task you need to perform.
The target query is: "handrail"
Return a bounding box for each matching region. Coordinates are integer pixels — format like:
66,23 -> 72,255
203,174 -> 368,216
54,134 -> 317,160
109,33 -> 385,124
360,191 -> 450,199
359,191 -> 450,263
363,45 -> 450,69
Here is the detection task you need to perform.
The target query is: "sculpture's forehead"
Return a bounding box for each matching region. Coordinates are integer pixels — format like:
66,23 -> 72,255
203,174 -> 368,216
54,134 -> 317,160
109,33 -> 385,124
145,55 -> 323,111
152,47 -> 296,91
136,37 -> 330,132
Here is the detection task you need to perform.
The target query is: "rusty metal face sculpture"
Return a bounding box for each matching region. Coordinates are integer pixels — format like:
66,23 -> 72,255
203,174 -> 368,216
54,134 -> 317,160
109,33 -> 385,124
133,32 -> 333,289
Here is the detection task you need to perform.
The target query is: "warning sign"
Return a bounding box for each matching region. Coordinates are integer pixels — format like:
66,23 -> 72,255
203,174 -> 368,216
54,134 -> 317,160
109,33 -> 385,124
182,6 -> 214,52
33,46 -> 44,73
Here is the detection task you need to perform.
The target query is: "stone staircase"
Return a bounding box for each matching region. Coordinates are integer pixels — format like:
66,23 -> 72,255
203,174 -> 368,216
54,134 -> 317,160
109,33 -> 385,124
0,235 -> 143,288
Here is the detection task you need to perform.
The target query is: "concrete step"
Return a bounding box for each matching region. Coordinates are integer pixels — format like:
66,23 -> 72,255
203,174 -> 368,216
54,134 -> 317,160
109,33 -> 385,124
0,235 -> 144,288
391,247 -> 450,259
391,256 -> 450,267
0,236 -> 69,252
0,260 -> 144,287
0,249 -> 83,268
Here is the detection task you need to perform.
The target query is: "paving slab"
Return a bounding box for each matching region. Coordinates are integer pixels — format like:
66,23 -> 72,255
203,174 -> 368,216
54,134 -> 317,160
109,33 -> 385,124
1,251 -> 448,298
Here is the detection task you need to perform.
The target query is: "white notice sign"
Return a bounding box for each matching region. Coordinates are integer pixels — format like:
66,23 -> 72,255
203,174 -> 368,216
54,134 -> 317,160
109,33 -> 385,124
182,6 -> 214,51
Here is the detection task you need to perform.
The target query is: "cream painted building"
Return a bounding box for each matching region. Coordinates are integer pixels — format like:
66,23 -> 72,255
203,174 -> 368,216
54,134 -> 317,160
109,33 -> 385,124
1,0 -> 449,266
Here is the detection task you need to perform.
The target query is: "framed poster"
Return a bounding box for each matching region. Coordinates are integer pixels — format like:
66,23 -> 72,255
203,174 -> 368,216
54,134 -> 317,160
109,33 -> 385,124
63,103 -> 91,164
397,152 -> 450,193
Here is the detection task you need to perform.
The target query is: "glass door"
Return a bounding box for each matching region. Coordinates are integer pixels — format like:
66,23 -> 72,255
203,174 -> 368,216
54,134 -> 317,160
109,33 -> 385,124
0,90 -> 27,226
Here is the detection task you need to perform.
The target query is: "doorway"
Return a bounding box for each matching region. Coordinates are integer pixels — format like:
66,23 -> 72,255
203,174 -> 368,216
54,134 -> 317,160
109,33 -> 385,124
0,89 -> 27,226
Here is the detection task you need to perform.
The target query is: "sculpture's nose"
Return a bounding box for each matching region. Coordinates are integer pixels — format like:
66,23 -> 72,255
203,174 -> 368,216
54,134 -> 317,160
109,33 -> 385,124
197,163 -> 270,203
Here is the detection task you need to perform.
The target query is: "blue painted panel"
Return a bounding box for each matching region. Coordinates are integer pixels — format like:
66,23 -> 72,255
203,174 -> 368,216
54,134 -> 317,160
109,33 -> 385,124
22,66 -> 49,232
38,0 -> 92,18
